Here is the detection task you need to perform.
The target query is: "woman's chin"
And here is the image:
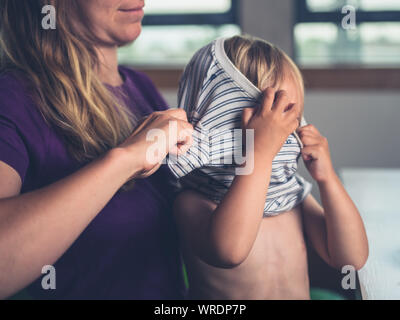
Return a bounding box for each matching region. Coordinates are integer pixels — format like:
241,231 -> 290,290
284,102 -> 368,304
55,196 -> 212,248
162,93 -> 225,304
116,26 -> 142,46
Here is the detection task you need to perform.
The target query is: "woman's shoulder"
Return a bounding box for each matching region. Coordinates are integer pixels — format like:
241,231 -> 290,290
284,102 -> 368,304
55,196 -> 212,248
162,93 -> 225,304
118,66 -> 169,112
0,70 -> 36,119
119,66 -> 153,87
0,70 -> 31,95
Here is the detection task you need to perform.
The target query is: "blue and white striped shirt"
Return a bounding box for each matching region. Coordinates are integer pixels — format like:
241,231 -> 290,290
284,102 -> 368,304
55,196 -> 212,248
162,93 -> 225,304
167,37 -> 312,216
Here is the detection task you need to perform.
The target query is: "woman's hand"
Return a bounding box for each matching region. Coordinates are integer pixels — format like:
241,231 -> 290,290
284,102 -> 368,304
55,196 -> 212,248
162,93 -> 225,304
242,88 -> 301,163
297,124 -> 335,183
117,109 -> 194,179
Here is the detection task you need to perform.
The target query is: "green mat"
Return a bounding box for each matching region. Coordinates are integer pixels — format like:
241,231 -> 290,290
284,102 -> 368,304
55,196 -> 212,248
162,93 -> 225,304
8,289 -> 33,300
310,288 -> 346,300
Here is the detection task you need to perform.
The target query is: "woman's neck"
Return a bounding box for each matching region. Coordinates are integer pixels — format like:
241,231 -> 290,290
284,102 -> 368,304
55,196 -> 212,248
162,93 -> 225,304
96,46 -> 124,87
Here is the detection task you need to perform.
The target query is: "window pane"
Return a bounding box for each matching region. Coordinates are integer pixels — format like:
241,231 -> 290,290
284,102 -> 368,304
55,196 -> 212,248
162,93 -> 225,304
295,22 -> 400,66
306,0 -> 338,12
118,25 -> 240,66
295,23 -> 338,66
144,0 -> 232,14
360,0 -> 400,11
307,0 -> 400,12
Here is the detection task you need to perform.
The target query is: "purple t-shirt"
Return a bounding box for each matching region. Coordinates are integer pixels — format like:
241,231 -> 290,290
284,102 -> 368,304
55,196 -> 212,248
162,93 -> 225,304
0,66 -> 185,299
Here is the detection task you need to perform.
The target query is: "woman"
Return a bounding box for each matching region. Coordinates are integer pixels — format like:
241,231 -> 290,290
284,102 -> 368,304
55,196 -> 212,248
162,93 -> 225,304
0,0 -> 193,299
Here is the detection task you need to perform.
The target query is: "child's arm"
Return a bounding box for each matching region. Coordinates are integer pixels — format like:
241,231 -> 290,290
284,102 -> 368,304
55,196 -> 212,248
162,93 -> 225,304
298,125 -> 369,270
174,89 -> 301,268
174,152 -> 274,269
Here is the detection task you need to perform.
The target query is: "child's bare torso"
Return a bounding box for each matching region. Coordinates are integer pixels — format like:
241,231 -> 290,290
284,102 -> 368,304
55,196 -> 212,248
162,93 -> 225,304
178,194 -> 310,300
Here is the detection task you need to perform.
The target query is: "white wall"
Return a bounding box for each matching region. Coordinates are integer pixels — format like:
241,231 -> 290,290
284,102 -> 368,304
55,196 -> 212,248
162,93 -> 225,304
298,90 -> 400,198
303,90 -> 400,169
240,0 -> 295,55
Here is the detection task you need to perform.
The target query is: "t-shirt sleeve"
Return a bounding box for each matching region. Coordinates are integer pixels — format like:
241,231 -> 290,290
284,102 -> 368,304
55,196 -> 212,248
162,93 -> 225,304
0,115 -> 29,183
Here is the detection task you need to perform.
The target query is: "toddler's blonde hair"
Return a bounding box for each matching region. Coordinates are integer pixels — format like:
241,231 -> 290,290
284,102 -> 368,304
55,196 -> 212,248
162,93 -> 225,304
224,35 -> 304,101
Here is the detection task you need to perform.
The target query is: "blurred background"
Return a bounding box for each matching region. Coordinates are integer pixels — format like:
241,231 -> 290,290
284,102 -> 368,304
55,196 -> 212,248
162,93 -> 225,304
117,0 -> 400,299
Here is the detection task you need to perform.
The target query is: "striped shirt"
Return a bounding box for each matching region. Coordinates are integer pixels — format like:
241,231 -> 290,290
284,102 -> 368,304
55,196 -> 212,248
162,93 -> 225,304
167,37 -> 312,217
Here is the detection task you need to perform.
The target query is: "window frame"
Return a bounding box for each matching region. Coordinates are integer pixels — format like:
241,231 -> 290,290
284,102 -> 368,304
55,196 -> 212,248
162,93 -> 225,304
142,0 -> 240,26
296,0 -> 400,23
290,0 -> 400,90
122,1 -> 400,90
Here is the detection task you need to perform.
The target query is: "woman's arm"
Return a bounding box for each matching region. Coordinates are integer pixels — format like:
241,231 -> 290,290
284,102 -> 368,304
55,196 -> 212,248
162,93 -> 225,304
0,109 -> 193,299
298,125 -> 369,270
0,148 -> 136,298
174,89 -> 301,268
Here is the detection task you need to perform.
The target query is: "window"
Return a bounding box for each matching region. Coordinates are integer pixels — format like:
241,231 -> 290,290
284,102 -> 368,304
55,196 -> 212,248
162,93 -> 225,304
295,0 -> 400,67
117,0 -> 241,66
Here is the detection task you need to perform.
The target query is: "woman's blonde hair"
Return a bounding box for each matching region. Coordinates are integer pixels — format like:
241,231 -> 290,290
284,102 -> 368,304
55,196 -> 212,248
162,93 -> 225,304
0,0 -> 138,189
224,35 -> 304,99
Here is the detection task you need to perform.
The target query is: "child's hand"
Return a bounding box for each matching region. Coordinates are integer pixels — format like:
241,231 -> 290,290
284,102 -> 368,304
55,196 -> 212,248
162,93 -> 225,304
242,88 -> 301,164
297,125 -> 336,183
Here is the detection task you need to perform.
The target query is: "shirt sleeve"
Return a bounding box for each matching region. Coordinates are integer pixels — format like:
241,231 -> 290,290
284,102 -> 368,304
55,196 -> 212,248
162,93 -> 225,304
166,126 -> 241,179
166,131 -> 211,179
0,115 -> 29,184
